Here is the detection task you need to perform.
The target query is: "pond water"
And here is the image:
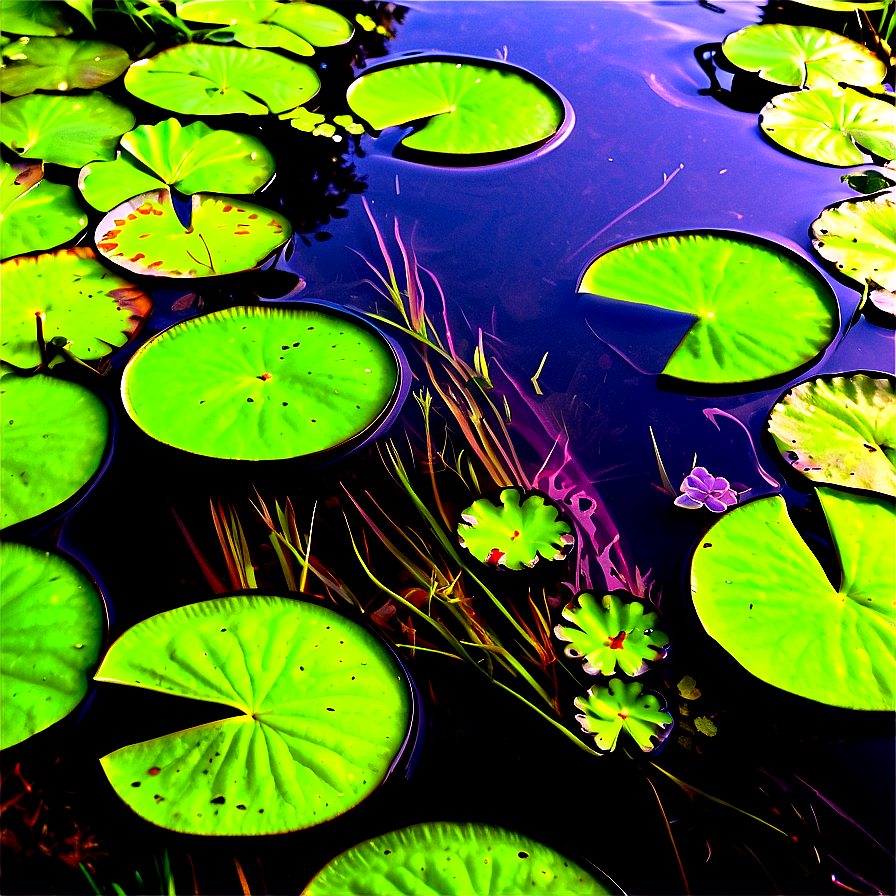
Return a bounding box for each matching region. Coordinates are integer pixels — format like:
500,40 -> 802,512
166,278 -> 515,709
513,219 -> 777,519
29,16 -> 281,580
3,2 -> 894,895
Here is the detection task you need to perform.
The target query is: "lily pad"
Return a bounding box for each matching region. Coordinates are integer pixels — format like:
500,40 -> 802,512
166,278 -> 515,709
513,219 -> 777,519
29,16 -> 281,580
457,488 -> 574,570
1,248 -> 153,370
124,43 -> 320,115
95,189 -> 291,278
301,821 -> 617,895
0,1 -> 74,36
346,57 -> 565,158
0,92 -> 136,168
577,232 -> 838,384
810,189 -> 895,292
721,24 -> 887,89
1,368 -> 110,530
767,373 -> 895,495
120,305 -> 403,462
574,679 -> 674,754
554,591 -> 670,676
1,541 -> 106,748
79,119 -> 276,212
1,161 -> 88,259
96,595 -> 413,835
0,37 -> 131,96
690,490 -> 895,711
760,87 -> 895,166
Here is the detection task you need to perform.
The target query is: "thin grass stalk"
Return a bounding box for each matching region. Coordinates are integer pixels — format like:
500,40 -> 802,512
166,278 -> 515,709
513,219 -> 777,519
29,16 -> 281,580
233,856 -> 251,896
210,500 -> 242,589
645,776 -> 690,895
171,506 -> 226,593
299,501 -> 317,594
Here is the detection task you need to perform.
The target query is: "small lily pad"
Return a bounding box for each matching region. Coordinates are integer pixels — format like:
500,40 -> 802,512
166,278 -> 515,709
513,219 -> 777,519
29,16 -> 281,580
811,189 -> 895,292
124,43 -> 320,115
760,87 -> 895,166
690,490 -> 895,711
96,595 -> 413,835
841,170 -> 895,194
722,24 -> 887,89
2,541 -> 105,748
574,679 -> 674,754
1,368 -> 110,530
457,488 -> 574,570
767,373 -> 895,496
554,591 -> 669,676
301,822 -> 617,895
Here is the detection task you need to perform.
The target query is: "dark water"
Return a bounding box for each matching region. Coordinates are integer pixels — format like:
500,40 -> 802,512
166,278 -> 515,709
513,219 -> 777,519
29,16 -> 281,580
5,3 -> 894,895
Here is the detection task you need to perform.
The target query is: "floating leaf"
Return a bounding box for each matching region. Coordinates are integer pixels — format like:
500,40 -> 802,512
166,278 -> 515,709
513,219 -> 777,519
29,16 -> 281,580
79,119 -> 275,212
1,368 -> 110,530
574,679 -> 673,754
96,595 -> 413,835
0,92 -> 136,167
767,373 -> 895,496
205,22 -> 316,56
346,57 -> 564,157
841,170 -> 895,194
457,488 -> 574,570
124,43 -> 320,115
95,189 -> 291,278
301,822 -> 617,895
577,232 -> 838,384
694,717 -> 717,736
690,490 -> 895,711
1,541 -> 105,748
1,248 -> 152,369
811,189 -> 895,292
121,305 -> 402,462
721,24 -> 887,89
280,106 -> 326,132
677,675 -> 702,700
554,591 -> 669,676
0,1 -> 74,36
760,87 -> 895,166
1,160 -> 88,259
0,37 -> 130,96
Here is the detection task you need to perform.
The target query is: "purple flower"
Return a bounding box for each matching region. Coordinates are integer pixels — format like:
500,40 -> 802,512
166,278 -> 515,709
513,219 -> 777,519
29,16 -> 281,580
674,466 -> 738,512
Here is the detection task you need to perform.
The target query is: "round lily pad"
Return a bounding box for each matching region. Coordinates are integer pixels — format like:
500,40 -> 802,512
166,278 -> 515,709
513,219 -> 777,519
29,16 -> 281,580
767,373 -> 895,496
346,56 -> 565,159
577,232 -> 838,385
121,305 -> 403,462
811,189 -> 895,292
457,488 -> 574,570
79,118 -> 276,212
1,249 -> 152,370
95,189 -> 291,278
760,87 -> 895,166
96,595 -> 414,835
0,1 -> 75,36
0,92 -> 136,168
124,43 -> 320,115
721,24 -> 887,89
302,821 -> 617,895
2,541 -> 106,748
1,368 -> 111,530
690,490 -> 895,711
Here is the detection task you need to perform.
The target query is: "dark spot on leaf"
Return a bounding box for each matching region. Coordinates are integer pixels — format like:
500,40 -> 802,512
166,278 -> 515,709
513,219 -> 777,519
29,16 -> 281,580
211,796 -> 226,805
131,782 -> 141,787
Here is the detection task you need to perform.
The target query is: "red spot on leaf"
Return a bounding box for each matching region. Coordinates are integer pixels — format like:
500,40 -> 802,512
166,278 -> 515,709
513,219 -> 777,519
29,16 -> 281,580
607,631 -> 627,650
510,530 -> 520,540
127,214 -> 137,221
485,549 -> 505,565
222,205 -> 233,212
248,214 -> 258,220
97,242 -> 118,251
148,260 -> 164,269
114,218 -> 126,226
148,767 -> 160,776
234,231 -> 250,235
137,204 -> 153,215
152,209 -> 164,216
105,229 -> 121,238
618,710 -> 628,719
129,254 -> 145,263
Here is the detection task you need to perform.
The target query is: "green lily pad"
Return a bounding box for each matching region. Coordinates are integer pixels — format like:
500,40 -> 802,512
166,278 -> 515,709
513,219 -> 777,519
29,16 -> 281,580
79,119 -> 276,212
811,189 -> 895,292
1,368 -> 110,530
721,24 -> 887,89
205,22 -> 318,56
0,37 -> 131,96
0,92 -> 136,168
841,170 -> 895,194
1,248 -> 153,370
1,541 -> 105,748
554,591 -> 670,676
121,305 -> 401,462
577,232 -> 838,384
457,488 -> 574,570
0,1 -> 74,36
690,490 -> 895,711
301,822 -> 616,895
574,679 -> 673,754
95,189 -> 291,278
124,43 -> 320,115
1,160 -> 88,259
96,595 -> 412,835
346,57 -> 564,157
760,87 -> 895,166
767,373 -> 895,496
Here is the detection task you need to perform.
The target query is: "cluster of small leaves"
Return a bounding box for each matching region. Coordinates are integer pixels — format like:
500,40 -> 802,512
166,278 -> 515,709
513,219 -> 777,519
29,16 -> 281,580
675,675 -> 718,751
